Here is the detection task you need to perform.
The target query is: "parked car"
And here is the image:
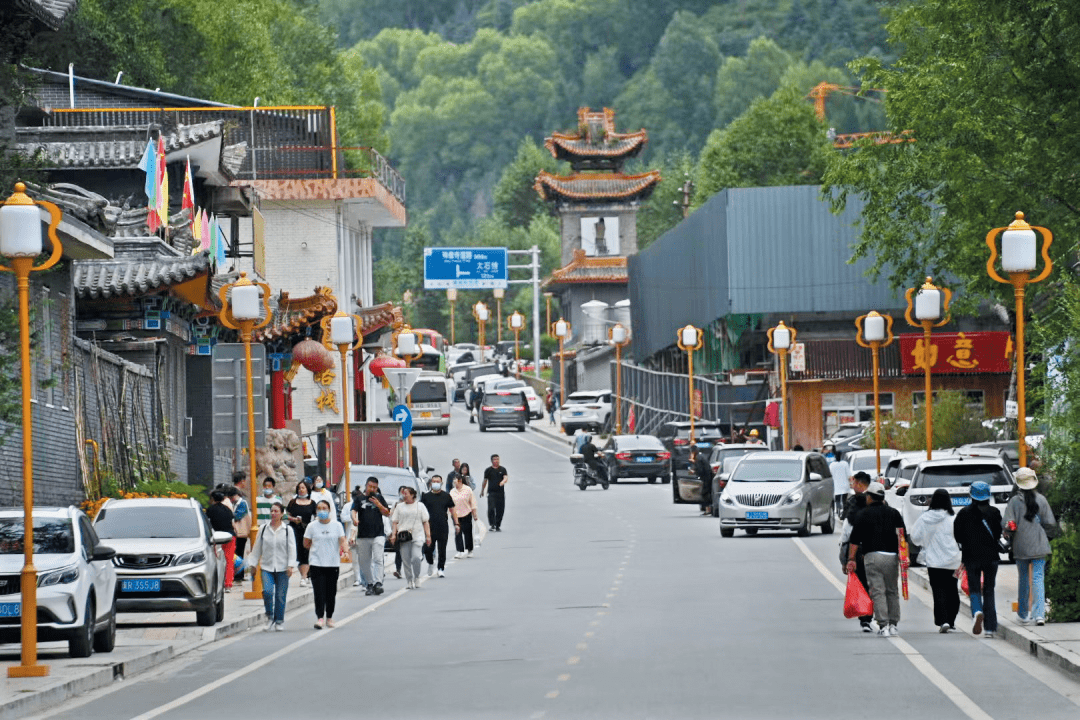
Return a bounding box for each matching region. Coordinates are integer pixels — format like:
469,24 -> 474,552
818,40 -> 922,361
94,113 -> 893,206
491,378 -> 545,419
657,421 -> 725,502
843,448 -> 900,479
458,363 -> 499,403
893,456 -> 1015,564
827,422 -> 870,456
717,451 -> 836,537
478,389 -> 530,432
559,390 -> 613,435
93,498 -> 229,627
708,443 -> 770,515
0,506 -> 118,657
600,435 -> 670,483
957,441 -> 1020,472
410,371 -> 451,435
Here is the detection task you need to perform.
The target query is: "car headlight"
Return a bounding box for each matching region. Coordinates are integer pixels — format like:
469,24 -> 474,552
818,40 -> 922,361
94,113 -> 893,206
39,566 -> 79,587
721,494 -> 736,506
782,489 -> 804,506
992,492 -> 1011,504
910,494 -> 931,506
174,550 -> 207,566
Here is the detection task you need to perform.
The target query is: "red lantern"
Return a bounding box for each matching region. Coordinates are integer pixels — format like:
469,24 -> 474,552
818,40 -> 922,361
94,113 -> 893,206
368,354 -> 404,378
292,338 -> 335,373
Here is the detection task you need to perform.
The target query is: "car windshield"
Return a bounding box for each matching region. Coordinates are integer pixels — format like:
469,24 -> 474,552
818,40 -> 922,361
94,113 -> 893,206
831,426 -> 865,440
915,465 -> 1012,489
412,381 -> 447,403
677,427 -> 723,440
485,393 -> 524,407
730,459 -> 803,482
615,437 -> 664,451
566,395 -> 600,405
0,517 -> 75,554
94,506 -> 202,539
711,446 -> 756,463
849,455 -> 882,473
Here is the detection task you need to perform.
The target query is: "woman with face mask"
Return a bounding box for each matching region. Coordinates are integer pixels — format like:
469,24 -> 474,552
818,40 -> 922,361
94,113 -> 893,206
421,476 -> 457,578
309,476 -> 336,515
451,473 -> 479,558
286,481 -> 316,587
247,502 -> 297,631
390,486 -> 431,589
303,499 -> 347,629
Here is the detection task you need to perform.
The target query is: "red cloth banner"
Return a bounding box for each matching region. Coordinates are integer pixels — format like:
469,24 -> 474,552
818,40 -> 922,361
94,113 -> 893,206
899,331 -> 1011,375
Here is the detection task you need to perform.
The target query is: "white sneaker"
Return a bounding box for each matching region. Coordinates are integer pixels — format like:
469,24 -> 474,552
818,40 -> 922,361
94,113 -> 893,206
353,580 -> 361,587
466,550 -> 473,558
427,563 -> 434,577
877,627 -> 889,637
274,622 -> 285,632
265,618 -> 275,632
454,552 -> 465,559
437,569 -> 445,578
887,624 -> 899,637
939,623 -> 951,633
1036,618 -> 1046,626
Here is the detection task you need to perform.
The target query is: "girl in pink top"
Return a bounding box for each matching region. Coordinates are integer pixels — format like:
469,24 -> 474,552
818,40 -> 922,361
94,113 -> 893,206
451,472 -> 479,558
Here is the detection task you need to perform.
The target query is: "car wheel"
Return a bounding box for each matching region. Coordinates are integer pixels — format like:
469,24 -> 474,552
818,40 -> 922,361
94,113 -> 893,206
720,527 -> 735,538
215,584 -> 226,622
196,589 -> 218,627
564,427 -> 574,436
647,475 -> 656,484
601,481 -> 610,490
672,477 -> 681,503
69,596 -> 95,658
711,495 -> 720,518
479,423 -> 487,433
819,504 -> 836,534
518,425 -> 526,432
796,506 -> 813,537
94,600 -> 117,653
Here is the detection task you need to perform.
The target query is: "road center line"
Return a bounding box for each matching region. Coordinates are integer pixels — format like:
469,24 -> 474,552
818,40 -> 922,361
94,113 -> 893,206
792,538 -> 995,720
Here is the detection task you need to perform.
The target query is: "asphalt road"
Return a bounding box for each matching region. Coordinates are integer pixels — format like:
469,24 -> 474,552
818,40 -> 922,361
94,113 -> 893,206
32,406 -> 1080,720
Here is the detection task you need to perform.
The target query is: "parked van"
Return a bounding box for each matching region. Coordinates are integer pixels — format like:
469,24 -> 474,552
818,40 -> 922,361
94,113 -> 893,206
411,372 -> 451,434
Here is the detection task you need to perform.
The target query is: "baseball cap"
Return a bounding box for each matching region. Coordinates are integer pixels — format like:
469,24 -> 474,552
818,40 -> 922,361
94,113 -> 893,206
969,481 -> 991,501
866,481 -> 886,497
1014,467 -> 1038,490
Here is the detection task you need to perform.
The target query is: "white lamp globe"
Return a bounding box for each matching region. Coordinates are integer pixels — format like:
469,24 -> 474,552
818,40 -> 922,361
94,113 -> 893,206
396,331 -> 418,357
330,314 -> 354,345
231,282 -> 261,320
1001,213 -> 1037,273
446,288 -> 457,301
915,283 -> 941,321
475,303 -> 489,322
864,313 -> 886,343
611,324 -> 628,345
510,312 -> 524,330
0,197 -> 43,258
555,320 -> 569,338
680,325 -> 699,348
772,324 -> 791,350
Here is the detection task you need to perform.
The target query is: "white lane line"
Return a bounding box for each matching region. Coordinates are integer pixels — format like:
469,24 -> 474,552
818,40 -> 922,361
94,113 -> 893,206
128,586 -> 411,720
509,431 -> 572,460
792,538 -> 994,720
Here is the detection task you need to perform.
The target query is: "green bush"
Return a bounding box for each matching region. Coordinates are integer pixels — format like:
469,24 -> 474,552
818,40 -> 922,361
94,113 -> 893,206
865,389 -> 994,451
1047,529 -> 1080,622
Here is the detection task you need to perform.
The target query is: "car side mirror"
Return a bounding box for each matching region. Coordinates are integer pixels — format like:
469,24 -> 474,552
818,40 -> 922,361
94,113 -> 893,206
808,472 -> 823,482
896,486 -> 908,497
211,530 -> 233,545
92,545 -> 116,562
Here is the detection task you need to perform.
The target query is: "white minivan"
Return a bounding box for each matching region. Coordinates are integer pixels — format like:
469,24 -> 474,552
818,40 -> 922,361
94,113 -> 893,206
411,372 -> 451,434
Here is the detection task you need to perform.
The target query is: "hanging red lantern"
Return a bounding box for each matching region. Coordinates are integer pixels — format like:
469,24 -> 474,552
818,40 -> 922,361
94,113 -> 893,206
368,354 -> 404,378
292,338 -> 335,373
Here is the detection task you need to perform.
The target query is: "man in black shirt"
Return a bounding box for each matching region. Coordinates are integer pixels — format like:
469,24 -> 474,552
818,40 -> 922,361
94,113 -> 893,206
846,481 -> 906,636
481,454 -> 508,531
420,475 -> 458,578
840,471 -> 873,632
349,477 -> 389,596
205,490 -> 237,591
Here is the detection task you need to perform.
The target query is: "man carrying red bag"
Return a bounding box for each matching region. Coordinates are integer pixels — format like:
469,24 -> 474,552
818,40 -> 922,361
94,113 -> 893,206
845,481 -> 906,637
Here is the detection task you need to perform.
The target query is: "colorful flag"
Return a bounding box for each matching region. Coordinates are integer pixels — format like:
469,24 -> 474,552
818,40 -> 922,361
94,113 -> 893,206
182,157 -> 195,217
190,208 -> 202,255
157,169 -> 169,230
201,209 -> 211,251
627,404 -> 636,434
215,219 -> 226,269
208,213 -> 218,265
140,140 -> 159,232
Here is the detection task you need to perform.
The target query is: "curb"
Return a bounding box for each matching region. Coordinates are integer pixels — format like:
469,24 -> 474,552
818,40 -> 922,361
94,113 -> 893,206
526,422 -> 573,446
908,567 -> 1080,681
1,569 -> 355,720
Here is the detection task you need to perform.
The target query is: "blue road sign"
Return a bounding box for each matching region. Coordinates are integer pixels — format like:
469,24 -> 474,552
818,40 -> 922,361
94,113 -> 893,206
423,247 -> 508,290
392,404 -> 413,439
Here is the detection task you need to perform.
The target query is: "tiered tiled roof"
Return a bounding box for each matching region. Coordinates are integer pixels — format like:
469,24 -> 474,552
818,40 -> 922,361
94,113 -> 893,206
534,170 -> 661,203
254,287 -> 338,343
16,121 -> 227,170
356,301 -> 403,336
73,250 -> 212,299
543,249 -> 628,287
544,108 -> 649,167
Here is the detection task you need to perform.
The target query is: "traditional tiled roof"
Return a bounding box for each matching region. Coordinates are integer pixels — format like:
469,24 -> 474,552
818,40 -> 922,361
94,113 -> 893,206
544,108 -> 648,163
73,250 -> 212,298
356,301 -> 402,336
254,287 -> 338,343
14,0 -> 79,29
15,121 -> 224,169
534,170 -> 661,203
544,249 -> 628,287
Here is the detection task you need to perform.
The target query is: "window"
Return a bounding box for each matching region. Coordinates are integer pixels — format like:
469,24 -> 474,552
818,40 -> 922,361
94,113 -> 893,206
0,517 -> 74,554
730,459 -> 803,482
822,392 -> 893,438
94,506 -> 202,539
912,390 -> 984,410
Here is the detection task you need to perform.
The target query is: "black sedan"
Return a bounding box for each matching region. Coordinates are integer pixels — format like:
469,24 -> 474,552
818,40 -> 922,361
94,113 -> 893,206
601,435 -> 671,483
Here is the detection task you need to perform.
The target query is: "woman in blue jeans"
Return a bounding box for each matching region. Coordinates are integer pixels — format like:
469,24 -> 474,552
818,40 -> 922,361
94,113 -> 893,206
247,502 -> 296,631
953,482 -> 1002,638
1004,468 -> 1057,626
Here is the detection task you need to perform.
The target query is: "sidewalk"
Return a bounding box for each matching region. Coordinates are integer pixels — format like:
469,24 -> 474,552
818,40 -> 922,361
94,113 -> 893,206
909,564 -> 1080,681
527,412 -> 574,447
0,568 -> 355,719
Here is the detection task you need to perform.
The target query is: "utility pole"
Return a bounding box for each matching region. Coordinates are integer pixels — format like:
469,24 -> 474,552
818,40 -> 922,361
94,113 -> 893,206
508,245 -> 542,379
673,172 -> 694,219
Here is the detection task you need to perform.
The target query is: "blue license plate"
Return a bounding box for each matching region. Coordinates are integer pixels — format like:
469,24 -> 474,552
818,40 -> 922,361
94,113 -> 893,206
122,578 -> 161,592
497,408 -> 512,413
697,442 -> 712,448
571,411 -> 583,416
635,456 -> 653,463
746,511 -> 768,520
951,497 -> 971,506
0,602 -> 19,617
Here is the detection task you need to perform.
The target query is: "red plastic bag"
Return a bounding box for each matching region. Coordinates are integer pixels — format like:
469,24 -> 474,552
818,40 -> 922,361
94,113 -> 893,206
960,569 -> 969,596
844,572 -> 874,619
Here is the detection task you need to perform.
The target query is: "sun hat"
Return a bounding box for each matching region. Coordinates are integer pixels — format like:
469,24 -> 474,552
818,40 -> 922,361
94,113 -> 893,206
969,481 -> 991,501
1014,467 -> 1038,490
866,481 -> 886,497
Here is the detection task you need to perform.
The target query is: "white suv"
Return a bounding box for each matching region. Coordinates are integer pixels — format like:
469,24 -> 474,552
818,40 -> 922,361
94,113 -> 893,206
0,506 -> 118,657
559,390 -> 613,435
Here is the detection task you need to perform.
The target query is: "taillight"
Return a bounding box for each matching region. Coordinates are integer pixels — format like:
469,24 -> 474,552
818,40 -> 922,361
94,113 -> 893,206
711,463 -> 721,473
482,406 -> 495,411
673,438 -> 688,446
657,452 -> 671,460
514,406 -> 525,411
441,413 -> 450,418
616,452 -> 631,460
587,405 -> 601,409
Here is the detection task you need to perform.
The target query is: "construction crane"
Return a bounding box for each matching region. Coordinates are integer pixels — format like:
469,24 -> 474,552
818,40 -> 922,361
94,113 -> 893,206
805,82 -> 913,149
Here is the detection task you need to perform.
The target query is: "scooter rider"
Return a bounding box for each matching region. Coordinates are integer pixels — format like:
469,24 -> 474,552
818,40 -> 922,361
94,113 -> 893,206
580,435 -> 606,483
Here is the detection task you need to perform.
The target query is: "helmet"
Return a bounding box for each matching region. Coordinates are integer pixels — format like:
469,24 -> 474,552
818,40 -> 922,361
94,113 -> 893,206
749,429 -> 759,437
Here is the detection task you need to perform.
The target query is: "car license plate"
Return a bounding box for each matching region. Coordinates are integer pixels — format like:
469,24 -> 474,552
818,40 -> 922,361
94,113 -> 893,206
951,497 -> 971,506
746,511 -> 768,520
697,442 -> 711,448
0,602 -> 19,617
635,456 -> 653,463
420,412 -> 432,418
571,410 -> 583,416
122,578 -> 161,592
497,408 -> 512,413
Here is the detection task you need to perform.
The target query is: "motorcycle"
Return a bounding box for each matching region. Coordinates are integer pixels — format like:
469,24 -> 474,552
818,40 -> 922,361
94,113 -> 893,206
570,453 -> 609,491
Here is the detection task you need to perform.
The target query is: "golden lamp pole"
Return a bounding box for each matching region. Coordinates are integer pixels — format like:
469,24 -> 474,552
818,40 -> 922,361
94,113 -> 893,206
676,326 -> 704,443
473,301 -> 489,356
904,277 -> 952,461
321,308 -> 363,490
494,288 -> 505,343
218,272 -> 272,600
767,321 -> 797,451
855,312 -> 896,477
446,288 -> 457,345
553,318 -> 571,407
986,212 -> 1053,468
509,311 -> 525,378
392,324 -> 423,462
544,292 -> 553,337
609,323 -> 630,434
2,183 -> 63,678
402,289 -> 413,326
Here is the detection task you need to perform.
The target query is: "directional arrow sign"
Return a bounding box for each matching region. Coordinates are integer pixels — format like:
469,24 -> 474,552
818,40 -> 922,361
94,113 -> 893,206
392,404 -> 413,438
423,246 -> 508,290
383,367 -> 423,399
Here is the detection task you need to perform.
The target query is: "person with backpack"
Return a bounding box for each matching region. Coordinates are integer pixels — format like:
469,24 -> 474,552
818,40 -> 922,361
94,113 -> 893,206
910,489 -> 962,633
1003,468 -> 1058,626
953,481 -> 1002,638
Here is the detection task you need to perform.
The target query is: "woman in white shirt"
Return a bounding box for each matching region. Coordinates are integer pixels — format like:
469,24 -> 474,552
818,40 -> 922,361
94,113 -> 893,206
303,499 -> 346,629
390,486 -> 431,589
246,502 -> 297,631
309,476 -> 336,515
910,489 -> 963,633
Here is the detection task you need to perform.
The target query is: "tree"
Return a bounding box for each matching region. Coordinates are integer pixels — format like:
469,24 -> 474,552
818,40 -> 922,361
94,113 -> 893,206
713,36 -> 791,128
635,151 -> 694,249
492,136 -> 561,229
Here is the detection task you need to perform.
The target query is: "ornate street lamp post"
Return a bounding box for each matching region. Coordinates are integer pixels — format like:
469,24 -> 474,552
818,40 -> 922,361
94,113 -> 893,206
2,183 -> 63,678
676,325 -> 703,443
393,324 -> 423,461
904,277 -> 952,460
218,272 -> 272,599
986,212 -> 1053,468
553,318 -> 571,408
473,301 -> 489,355
855,311 -> 896,477
509,311 -> 525,378
493,288 -> 505,343
609,323 -> 630,434
321,309 -> 363,489
767,321 -> 797,451
544,292 -> 553,337
446,288 -> 457,345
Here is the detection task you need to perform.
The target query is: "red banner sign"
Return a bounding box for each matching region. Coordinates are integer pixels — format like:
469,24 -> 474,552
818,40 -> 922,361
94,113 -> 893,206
899,331 -> 1011,375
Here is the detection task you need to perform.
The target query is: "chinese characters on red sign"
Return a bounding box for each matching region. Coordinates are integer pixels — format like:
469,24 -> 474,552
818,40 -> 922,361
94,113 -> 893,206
899,331 -> 1012,375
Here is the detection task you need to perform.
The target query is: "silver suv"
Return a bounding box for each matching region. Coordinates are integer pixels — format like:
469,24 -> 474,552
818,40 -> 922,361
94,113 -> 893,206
717,452 -> 836,537
93,498 -> 230,626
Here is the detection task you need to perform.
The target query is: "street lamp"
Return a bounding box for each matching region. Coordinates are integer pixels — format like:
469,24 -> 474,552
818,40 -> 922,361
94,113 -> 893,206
446,288 -> 457,345
767,321 -> 797,451
986,212 -> 1053,468
904,277 -> 952,460
855,311 -> 896,477
1,182 -> 62,678
676,325 -> 703,443
473,301 -> 489,354
218,271 -> 272,600
553,318 -> 571,407
493,287 -> 505,343
392,324 -> 423,461
321,308 -> 363,489
509,311 -> 525,378
609,323 -> 631,434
